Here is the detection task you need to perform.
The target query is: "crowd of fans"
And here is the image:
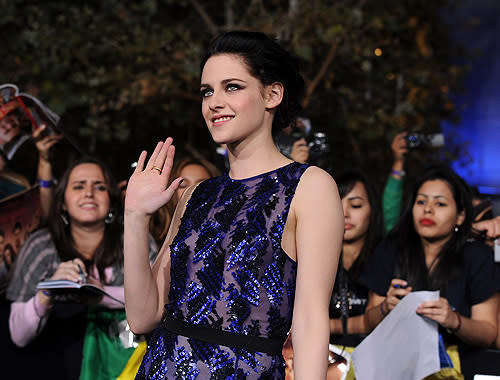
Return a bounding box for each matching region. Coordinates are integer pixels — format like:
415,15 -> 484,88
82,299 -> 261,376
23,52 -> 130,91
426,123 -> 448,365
1,79 -> 499,380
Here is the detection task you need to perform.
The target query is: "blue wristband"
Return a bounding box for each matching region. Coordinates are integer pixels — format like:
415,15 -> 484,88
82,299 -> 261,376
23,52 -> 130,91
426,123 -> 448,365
38,179 -> 55,188
391,169 -> 406,177
380,302 -> 387,316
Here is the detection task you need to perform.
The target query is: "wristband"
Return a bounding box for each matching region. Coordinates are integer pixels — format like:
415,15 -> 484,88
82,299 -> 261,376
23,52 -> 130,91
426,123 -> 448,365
38,179 -> 55,188
391,169 -> 406,177
447,311 -> 462,334
379,302 -> 387,317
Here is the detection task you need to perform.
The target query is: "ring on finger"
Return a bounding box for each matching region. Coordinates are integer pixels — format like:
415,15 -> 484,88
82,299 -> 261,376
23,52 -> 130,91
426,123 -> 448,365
152,166 -> 162,175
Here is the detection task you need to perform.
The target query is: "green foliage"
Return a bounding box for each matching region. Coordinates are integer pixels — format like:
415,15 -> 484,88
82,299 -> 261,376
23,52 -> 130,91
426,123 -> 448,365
0,0 -> 470,183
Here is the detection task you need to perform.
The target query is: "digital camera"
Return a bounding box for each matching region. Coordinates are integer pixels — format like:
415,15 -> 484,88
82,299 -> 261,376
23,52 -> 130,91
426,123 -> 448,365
406,132 -> 445,150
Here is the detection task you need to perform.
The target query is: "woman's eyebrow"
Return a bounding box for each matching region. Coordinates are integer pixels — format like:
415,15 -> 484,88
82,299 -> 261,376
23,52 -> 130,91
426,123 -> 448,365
417,193 -> 448,200
347,196 -> 364,201
200,78 -> 246,88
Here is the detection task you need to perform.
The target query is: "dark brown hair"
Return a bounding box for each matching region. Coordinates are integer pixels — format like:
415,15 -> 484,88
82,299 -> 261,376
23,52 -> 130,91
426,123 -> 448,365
201,31 -> 305,135
48,156 -> 123,283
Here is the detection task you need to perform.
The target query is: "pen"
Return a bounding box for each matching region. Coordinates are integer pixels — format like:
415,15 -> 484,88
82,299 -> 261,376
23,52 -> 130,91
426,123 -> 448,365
393,284 -> 408,289
77,264 -> 86,283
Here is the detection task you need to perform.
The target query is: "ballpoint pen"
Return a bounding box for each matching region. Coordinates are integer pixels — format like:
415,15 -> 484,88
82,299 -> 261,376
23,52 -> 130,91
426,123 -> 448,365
77,264 -> 86,283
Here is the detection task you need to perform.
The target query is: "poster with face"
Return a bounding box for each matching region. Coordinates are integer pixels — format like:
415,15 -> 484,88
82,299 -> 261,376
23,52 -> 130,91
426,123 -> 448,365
0,84 -> 60,151
0,185 -> 40,292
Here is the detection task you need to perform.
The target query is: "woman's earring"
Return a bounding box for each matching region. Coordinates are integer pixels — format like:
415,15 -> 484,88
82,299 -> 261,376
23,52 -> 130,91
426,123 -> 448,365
105,210 -> 114,224
60,211 -> 69,225
454,226 -> 459,232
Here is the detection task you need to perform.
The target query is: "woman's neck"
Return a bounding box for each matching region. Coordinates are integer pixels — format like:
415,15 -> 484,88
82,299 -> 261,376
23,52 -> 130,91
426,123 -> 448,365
342,238 -> 365,271
420,236 -> 450,270
70,223 -> 105,260
226,132 -> 291,179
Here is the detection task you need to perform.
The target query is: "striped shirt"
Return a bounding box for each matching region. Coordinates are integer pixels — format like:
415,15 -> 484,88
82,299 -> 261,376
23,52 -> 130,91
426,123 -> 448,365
7,228 -> 158,302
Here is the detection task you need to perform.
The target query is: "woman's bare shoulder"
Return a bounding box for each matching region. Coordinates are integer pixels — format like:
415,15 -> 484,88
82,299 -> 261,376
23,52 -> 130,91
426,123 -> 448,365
297,165 -> 338,194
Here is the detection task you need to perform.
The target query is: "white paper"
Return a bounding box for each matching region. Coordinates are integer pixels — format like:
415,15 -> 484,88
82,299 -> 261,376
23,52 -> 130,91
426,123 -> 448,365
352,291 -> 440,380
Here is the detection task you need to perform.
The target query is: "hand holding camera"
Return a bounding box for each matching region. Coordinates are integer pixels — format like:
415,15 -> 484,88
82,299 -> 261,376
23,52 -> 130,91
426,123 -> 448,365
405,131 -> 445,150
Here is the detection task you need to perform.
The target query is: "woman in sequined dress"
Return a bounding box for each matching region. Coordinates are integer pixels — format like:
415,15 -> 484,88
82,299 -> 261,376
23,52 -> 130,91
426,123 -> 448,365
124,31 -> 344,379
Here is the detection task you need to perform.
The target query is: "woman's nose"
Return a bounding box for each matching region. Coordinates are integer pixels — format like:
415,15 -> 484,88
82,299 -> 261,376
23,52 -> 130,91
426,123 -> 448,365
85,186 -> 94,197
208,91 -> 224,111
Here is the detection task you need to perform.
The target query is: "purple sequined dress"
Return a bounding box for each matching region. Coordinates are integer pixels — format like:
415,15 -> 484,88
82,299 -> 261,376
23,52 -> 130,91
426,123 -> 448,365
136,162 -> 308,380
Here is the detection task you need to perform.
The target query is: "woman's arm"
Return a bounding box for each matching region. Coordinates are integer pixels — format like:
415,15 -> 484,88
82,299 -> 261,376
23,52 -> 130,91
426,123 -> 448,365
417,293 -> 500,347
124,139 -> 182,334
364,279 -> 413,331
9,255 -> 91,346
291,167 -> 344,380
382,132 -> 408,232
9,291 -> 53,347
99,286 -> 125,309
364,291 -> 387,331
33,125 -> 62,225
99,237 -> 159,310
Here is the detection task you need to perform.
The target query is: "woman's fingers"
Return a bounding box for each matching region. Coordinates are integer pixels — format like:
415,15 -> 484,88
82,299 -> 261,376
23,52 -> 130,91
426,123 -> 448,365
52,261 -> 81,282
145,141 -> 164,171
416,299 -> 453,326
158,177 -> 183,204
133,138 -> 175,176
161,144 -> 175,178
125,138 -> 178,215
134,151 -> 147,174
72,258 -> 87,277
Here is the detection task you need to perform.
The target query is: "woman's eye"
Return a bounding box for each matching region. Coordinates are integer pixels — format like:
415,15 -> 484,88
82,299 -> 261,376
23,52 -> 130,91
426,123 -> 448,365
351,204 -> 362,209
436,202 -> 446,207
200,88 -> 213,98
96,185 -> 107,191
73,185 -> 84,190
416,199 -> 425,205
227,84 -> 242,92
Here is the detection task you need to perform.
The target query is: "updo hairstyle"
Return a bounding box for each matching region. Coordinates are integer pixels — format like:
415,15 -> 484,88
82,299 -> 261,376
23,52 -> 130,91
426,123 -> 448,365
201,30 -> 305,135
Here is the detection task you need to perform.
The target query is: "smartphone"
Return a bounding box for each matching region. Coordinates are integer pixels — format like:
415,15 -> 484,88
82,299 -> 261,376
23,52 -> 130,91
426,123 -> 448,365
495,240 -> 500,263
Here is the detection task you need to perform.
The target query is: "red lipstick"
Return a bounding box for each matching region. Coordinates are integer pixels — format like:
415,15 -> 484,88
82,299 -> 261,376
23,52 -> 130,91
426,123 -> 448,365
419,218 -> 436,226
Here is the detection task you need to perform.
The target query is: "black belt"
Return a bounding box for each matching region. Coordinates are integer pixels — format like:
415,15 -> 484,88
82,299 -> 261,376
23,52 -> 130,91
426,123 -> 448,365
161,313 -> 286,356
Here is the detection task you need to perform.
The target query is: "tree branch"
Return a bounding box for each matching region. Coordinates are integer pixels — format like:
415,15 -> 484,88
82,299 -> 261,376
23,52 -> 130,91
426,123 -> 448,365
239,0 -> 262,23
190,0 -> 218,36
302,41 -> 338,109
225,0 -> 234,29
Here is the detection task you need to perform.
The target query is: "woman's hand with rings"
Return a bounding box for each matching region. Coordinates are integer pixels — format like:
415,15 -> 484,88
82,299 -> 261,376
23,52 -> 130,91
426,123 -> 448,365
385,278 -> 412,312
124,137 -> 184,216
49,258 -> 88,283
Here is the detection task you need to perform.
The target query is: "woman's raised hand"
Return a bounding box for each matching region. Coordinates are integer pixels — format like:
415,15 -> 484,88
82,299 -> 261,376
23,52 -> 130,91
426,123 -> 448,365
124,138 -> 183,216
33,124 -> 63,160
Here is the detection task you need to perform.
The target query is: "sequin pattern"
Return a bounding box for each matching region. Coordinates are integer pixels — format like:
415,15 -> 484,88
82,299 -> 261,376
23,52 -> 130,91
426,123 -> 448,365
137,162 -> 308,379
